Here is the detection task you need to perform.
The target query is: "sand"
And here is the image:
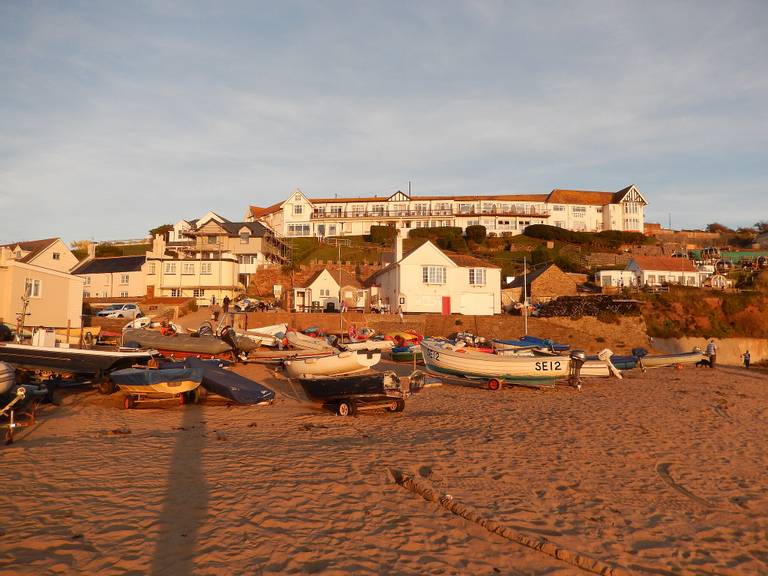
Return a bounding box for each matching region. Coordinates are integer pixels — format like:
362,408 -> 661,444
1,361 -> 767,575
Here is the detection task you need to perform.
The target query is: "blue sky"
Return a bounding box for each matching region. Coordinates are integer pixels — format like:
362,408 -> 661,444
1,1 -> 766,244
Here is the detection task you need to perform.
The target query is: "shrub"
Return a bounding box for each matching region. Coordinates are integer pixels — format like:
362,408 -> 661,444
465,225 -> 487,244
369,225 -> 398,246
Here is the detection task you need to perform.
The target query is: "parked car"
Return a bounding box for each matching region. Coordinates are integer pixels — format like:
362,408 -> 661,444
96,303 -> 142,319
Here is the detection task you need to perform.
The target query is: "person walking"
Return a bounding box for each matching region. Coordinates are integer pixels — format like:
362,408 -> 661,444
222,295 -> 230,315
743,350 -> 751,369
705,339 -> 717,369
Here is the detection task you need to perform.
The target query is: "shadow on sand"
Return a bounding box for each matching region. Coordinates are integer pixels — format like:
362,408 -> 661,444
149,405 -> 208,576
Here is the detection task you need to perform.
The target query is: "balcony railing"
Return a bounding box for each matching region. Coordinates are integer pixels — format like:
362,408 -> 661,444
310,208 -> 550,220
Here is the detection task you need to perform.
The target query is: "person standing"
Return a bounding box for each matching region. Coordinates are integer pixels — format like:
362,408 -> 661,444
706,339 -> 717,369
743,350 -> 751,369
222,295 -> 230,315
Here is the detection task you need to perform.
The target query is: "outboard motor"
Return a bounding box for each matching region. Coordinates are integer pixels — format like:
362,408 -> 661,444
219,325 -> 241,359
568,349 -> 587,390
631,347 -> 648,358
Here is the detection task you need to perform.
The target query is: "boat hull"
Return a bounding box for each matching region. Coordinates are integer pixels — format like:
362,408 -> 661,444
296,371 -> 402,401
183,358 -> 275,404
391,346 -> 423,362
639,351 -> 706,369
0,343 -> 156,376
421,340 -> 569,383
122,329 -> 232,358
284,350 -> 381,379
110,366 -> 203,396
285,330 -> 334,352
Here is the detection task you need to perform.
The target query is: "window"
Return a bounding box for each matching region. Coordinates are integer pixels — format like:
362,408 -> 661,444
293,204 -> 303,215
553,205 -> 565,212
53,252 -> 61,260
170,289 -> 180,297
687,276 -> 696,286
207,235 -> 217,245
422,266 -> 446,284
287,224 -> 311,236
83,291 -> 90,298
119,291 -> 128,298
24,278 -> 41,298
572,206 -> 586,215
14,251 -> 22,259
182,262 -> 195,275
147,262 -> 156,275
164,262 -> 177,274
83,276 -> 91,285
201,262 -> 212,275
469,268 -> 486,285
120,274 -> 130,284
193,289 -> 205,298
240,233 -> 250,244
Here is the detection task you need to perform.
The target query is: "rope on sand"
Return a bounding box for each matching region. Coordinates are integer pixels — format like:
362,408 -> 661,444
390,468 -> 631,576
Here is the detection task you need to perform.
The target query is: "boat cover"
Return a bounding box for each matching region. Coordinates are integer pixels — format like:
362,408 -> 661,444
110,366 -> 204,387
185,357 -> 275,404
519,335 -> 570,352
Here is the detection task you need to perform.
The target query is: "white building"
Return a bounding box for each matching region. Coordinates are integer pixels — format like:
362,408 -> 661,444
365,237 -> 501,316
626,256 -> 701,287
247,186 -> 647,239
291,269 -> 366,312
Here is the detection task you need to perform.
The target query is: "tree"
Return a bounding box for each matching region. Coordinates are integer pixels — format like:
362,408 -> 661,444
149,224 -> 174,241
705,223 -> 733,234
754,221 -> 768,234
465,225 -> 487,244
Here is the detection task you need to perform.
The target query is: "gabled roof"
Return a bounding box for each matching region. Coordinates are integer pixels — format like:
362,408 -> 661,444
72,255 -> 146,275
248,202 -> 283,219
445,253 -> 500,269
506,263 -> 561,288
547,185 -> 645,206
628,255 -> 697,272
0,238 -> 60,263
219,221 -> 272,237
297,268 -> 362,290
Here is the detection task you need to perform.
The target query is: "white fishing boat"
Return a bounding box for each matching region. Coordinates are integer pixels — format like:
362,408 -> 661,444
341,339 -> 394,352
638,349 -> 706,369
241,322 -> 288,348
420,339 -> 619,389
284,349 -> 382,379
285,330 -> 334,352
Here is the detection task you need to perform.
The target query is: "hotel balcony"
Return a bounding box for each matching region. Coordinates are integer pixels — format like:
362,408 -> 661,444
309,208 -> 550,220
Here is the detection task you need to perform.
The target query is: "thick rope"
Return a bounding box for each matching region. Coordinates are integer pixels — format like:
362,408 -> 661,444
390,469 -> 632,576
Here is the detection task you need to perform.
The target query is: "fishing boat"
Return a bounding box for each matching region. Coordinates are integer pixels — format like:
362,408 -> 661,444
110,364 -> 204,408
122,328 -> 239,359
390,344 -> 423,363
247,347 -> 335,364
0,342 -> 157,377
183,358 -> 275,405
295,370 -> 424,416
341,339 -> 394,352
284,349 -> 381,379
638,349 -> 706,370
285,330 -> 334,352
53,326 -> 102,346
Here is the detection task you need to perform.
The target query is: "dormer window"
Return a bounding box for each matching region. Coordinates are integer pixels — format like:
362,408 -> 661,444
15,251 -> 21,259
240,232 -> 250,244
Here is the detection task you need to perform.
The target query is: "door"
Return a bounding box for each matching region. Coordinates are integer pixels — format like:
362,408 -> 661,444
442,296 -> 451,316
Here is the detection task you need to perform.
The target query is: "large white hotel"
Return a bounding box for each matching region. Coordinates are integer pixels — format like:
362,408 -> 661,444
246,185 -> 647,238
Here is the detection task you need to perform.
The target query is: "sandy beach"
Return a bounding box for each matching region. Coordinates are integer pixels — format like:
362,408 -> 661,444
1,361 -> 767,575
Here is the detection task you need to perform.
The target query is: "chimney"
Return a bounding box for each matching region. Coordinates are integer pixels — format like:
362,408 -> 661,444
395,230 -> 403,263
86,241 -> 96,260
152,234 -> 167,257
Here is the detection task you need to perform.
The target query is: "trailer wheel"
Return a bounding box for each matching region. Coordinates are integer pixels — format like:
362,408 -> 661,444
190,387 -> 207,404
387,399 -> 405,412
488,378 -> 502,391
337,400 -> 356,417
123,395 -> 135,410
98,379 -> 115,395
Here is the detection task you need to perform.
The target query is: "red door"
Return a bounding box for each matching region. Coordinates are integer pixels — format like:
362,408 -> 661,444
442,296 -> 451,316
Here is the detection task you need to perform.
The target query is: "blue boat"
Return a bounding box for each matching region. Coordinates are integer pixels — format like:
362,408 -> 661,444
519,335 -> 570,352
184,357 -> 275,405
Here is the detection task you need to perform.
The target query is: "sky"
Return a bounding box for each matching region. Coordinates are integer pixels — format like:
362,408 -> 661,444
1,0 -> 767,245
